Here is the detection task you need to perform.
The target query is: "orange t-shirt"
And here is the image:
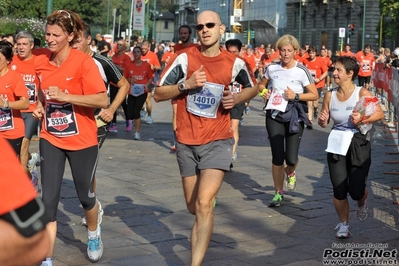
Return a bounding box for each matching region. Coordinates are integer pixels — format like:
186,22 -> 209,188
0,70 -> 28,139
159,46 -> 256,145
9,55 -> 39,112
261,54 -> 274,68
141,51 -> 161,69
356,52 -> 375,77
340,51 -> 355,57
161,51 -> 176,64
319,56 -> 332,68
0,137 -> 37,215
174,43 -> 198,53
34,49 -> 107,150
123,61 -> 154,93
243,53 -> 256,71
295,53 -> 308,64
111,53 -> 131,72
304,57 -> 328,89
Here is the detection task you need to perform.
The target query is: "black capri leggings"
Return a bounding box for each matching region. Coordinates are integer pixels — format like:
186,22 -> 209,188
126,93 -> 148,120
40,139 -> 99,221
110,84 -> 128,124
327,141 -> 371,201
266,116 -> 304,166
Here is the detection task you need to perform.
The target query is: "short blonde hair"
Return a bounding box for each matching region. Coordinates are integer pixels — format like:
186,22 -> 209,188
275,34 -> 300,51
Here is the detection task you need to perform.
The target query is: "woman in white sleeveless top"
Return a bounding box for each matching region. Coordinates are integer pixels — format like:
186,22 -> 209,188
318,56 -> 384,239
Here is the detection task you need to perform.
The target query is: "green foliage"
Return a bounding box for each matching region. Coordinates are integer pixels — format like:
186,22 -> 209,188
0,18 -> 46,44
380,0 -> 399,40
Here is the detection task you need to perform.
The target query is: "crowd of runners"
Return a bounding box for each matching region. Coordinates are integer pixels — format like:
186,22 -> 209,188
0,8 -> 396,266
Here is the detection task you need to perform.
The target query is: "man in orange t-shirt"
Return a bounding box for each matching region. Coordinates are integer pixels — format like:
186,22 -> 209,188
161,42 -> 176,65
294,45 -> 308,64
340,44 -> 355,57
140,40 -> 160,124
356,44 -> 375,91
154,10 -> 262,265
303,46 -> 328,127
10,30 -> 41,171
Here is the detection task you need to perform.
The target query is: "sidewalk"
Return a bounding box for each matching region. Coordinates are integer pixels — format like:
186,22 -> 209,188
31,96 -> 399,266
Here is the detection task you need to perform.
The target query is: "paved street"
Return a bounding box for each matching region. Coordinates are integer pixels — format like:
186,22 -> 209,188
31,96 -> 399,266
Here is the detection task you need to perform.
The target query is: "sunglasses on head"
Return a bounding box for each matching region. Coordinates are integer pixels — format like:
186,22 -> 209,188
195,22 -> 220,31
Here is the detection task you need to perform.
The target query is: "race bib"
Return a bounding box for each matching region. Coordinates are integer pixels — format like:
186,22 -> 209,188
229,82 -> 241,95
265,87 -> 288,112
325,129 -> 354,156
0,108 -> 14,131
130,84 -> 145,97
362,60 -> 370,72
26,83 -> 36,103
187,82 -> 224,118
45,102 -> 78,137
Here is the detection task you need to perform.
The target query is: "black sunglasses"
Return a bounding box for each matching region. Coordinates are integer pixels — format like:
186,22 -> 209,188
195,22 -> 220,31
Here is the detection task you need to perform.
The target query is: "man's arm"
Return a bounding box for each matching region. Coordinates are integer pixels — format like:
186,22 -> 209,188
99,77 -> 130,122
0,219 -> 50,266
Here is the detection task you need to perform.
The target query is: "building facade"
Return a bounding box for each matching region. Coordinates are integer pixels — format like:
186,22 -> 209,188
285,0 -> 381,53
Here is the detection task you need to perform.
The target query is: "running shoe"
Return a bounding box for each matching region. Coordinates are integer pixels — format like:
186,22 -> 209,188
126,120 -> 132,132
232,153 -> 237,162
285,170 -> 296,191
108,124 -> 118,133
314,110 -> 318,119
269,192 -> 284,207
357,200 -> 369,222
134,132 -> 141,140
28,152 -> 40,172
239,119 -> 243,126
334,222 -> 351,239
40,260 -> 52,266
81,200 -> 104,226
146,116 -> 153,124
245,106 -> 250,115
87,226 -> 103,262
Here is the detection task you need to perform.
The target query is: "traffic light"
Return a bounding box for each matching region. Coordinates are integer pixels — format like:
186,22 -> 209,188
349,24 -> 355,36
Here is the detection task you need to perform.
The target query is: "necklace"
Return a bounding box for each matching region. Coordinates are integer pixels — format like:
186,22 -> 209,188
51,51 -> 70,68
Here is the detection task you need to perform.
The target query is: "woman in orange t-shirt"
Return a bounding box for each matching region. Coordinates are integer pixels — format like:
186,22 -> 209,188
0,41 -> 29,155
124,46 -> 154,140
32,10 -> 108,264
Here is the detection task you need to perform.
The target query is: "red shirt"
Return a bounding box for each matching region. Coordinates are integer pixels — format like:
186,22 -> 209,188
304,57 -> 328,89
159,46 -> 256,145
174,43 -> 198,53
112,53 -> 131,72
356,51 -> 375,77
124,61 -> 154,94
0,137 -> 37,215
141,51 -> 161,69
9,55 -> 39,112
340,51 -> 355,57
0,70 -> 28,139
34,49 -> 107,150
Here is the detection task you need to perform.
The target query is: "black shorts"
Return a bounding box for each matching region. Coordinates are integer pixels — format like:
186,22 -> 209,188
21,112 -> 38,140
358,76 -> 371,87
230,102 -> 245,120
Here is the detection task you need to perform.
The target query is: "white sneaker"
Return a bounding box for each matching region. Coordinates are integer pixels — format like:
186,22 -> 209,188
146,116 -> 153,124
140,109 -> 146,121
134,132 -> 141,140
81,200 -> 104,226
334,222 -> 351,239
87,226 -> 103,262
28,152 -> 40,172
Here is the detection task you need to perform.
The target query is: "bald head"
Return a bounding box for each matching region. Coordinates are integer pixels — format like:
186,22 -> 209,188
197,10 -> 222,25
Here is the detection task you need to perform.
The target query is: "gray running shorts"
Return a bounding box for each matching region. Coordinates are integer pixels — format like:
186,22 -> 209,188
176,138 -> 234,177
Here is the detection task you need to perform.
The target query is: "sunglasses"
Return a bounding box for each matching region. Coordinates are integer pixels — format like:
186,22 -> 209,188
195,22 -> 220,31
56,10 -> 73,27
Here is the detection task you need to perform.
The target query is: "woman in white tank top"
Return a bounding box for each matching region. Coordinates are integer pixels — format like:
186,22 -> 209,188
318,56 -> 384,239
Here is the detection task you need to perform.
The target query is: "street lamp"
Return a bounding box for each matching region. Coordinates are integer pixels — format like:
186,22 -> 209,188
247,0 -> 253,45
174,10 -> 179,43
194,7 -> 200,40
362,0 -> 366,48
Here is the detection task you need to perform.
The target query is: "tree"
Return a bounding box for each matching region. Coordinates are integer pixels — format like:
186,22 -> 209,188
380,0 -> 399,40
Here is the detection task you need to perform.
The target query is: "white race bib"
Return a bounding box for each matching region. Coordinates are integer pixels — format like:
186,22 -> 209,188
186,82 -> 224,118
265,87 -> 288,112
325,129 -> 354,156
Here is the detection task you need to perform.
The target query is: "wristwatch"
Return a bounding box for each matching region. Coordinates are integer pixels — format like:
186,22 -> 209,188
178,82 -> 187,92
294,93 -> 300,101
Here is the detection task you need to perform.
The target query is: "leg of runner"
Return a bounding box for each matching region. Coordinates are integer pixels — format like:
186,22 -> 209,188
182,169 -> 224,266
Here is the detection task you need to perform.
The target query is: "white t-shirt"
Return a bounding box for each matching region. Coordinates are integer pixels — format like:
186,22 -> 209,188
264,61 -> 313,93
